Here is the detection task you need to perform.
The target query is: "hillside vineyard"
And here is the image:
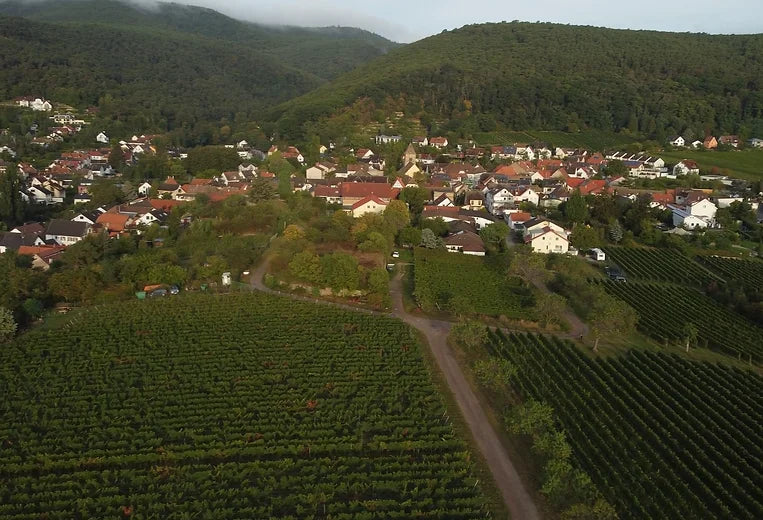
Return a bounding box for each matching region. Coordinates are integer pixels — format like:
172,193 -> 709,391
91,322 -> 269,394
0,293 -> 490,518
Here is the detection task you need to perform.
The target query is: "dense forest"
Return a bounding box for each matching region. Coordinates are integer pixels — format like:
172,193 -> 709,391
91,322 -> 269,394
0,0 -> 396,141
269,22 -> 763,140
0,0 -> 397,81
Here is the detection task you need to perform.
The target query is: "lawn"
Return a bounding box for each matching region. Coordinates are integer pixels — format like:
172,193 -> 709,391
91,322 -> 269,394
474,129 -> 640,150
659,149 -> 763,181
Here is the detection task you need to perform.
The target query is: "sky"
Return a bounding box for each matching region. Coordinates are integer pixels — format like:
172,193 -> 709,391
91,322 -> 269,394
173,0 -> 763,43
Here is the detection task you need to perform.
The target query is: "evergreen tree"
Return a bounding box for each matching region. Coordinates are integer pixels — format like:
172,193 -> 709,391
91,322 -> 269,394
0,164 -> 24,227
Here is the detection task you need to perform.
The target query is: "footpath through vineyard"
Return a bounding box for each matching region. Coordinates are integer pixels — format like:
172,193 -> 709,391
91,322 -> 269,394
251,259 -> 541,520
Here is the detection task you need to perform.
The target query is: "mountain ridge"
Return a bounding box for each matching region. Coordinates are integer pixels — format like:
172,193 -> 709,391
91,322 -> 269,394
268,22 -> 763,141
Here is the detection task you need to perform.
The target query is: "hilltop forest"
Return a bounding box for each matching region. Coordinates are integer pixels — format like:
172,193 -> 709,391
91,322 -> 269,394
270,23 -> 763,142
0,1 -> 760,146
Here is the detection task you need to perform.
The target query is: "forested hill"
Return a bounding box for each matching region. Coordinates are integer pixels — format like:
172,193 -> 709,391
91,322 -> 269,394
269,22 -> 763,141
0,14 -> 322,132
0,0 -> 398,81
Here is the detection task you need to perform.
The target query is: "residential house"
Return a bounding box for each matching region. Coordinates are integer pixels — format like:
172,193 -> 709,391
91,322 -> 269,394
137,182 -> 153,196
375,135 -> 402,145
429,137 -> 448,149
45,219 -> 92,245
412,136 -> 428,146
444,231 -> 486,256
465,191 -> 484,210
72,209 -> 106,225
133,209 -> 169,227
673,160 -> 701,176
351,195 -> 388,217
282,146 -> 305,164
524,225 -> 570,254
429,194 -> 451,207
17,245 -> 65,270
306,162 -> 337,180
340,183 -> 399,207
96,213 -> 131,235
505,211 -> 533,231
0,227 -> 46,253
718,135 -> 740,148
96,132 -> 109,144
747,138 -> 763,148
314,185 -> 342,205
355,148 -> 375,161
157,176 -> 180,195
668,136 -> 686,147
703,136 -> 718,150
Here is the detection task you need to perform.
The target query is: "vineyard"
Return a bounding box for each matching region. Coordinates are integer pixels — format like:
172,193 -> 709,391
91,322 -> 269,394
0,293 -> 490,519
595,280 -> 763,363
413,248 -> 529,317
603,246 -> 722,286
485,330 -> 763,519
698,255 -> 763,291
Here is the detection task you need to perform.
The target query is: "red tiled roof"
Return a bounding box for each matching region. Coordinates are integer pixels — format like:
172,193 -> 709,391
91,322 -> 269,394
508,211 -> 532,222
579,180 -> 607,196
150,199 -> 184,211
351,195 -> 388,210
566,178 -> 585,188
96,213 -> 130,232
340,183 -> 398,199
314,185 -> 341,198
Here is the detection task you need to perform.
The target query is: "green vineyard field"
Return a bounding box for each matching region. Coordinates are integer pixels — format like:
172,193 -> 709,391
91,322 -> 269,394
486,330 -> 763,519
413,248 -> 528,317
603,246 -> 722,287
0,293 -> 489,519
596,280 -> 763,362
698,255 -> 763,291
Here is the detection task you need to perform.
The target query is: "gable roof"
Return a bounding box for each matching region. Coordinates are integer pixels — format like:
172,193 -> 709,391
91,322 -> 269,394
46,219 -> 90,238
508,211 -> 533,222
96,212 -> 130,232
444,231 -> 485,252
340,183 -> 398,200
351,195 -> 388,210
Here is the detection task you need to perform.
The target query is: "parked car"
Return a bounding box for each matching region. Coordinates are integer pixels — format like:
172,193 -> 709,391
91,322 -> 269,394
149,289 -> 168,297
169,285 -> 180,295
392,251 -> 400,258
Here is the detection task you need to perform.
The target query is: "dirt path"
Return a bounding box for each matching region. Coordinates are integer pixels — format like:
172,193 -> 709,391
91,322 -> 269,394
250,259 -> 541,519
389,273 -> 541,520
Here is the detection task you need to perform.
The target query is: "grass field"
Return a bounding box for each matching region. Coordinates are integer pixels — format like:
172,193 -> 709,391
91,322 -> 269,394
474,129 -> 640,150
659,149 -> 763,181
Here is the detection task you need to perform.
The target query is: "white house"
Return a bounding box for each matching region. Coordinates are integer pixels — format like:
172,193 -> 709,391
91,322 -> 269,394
137,182 -> 153,197
668,136 -> 686,147
45,219 -> 92,245
673,160 -> 700,176
715,196 -> 746,209
525,227 -> 570,254
687,198 -> 717,220
306,162 -> 337,180
444,231 -> 486,256
429,137 -> 448,148
30,98 -> 52,112
375,135 -> 402,145
524,219 -> 566,237
485,188 -> 513,215
671,206 -> 709,230
96,132 -> 109,144
351,195 -> 388,217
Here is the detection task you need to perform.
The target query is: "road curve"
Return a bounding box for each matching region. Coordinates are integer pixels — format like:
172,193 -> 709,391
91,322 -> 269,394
250,259 -> 541,519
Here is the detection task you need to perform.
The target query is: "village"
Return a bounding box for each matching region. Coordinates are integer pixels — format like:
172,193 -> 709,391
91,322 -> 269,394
1,96 -> 762,274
